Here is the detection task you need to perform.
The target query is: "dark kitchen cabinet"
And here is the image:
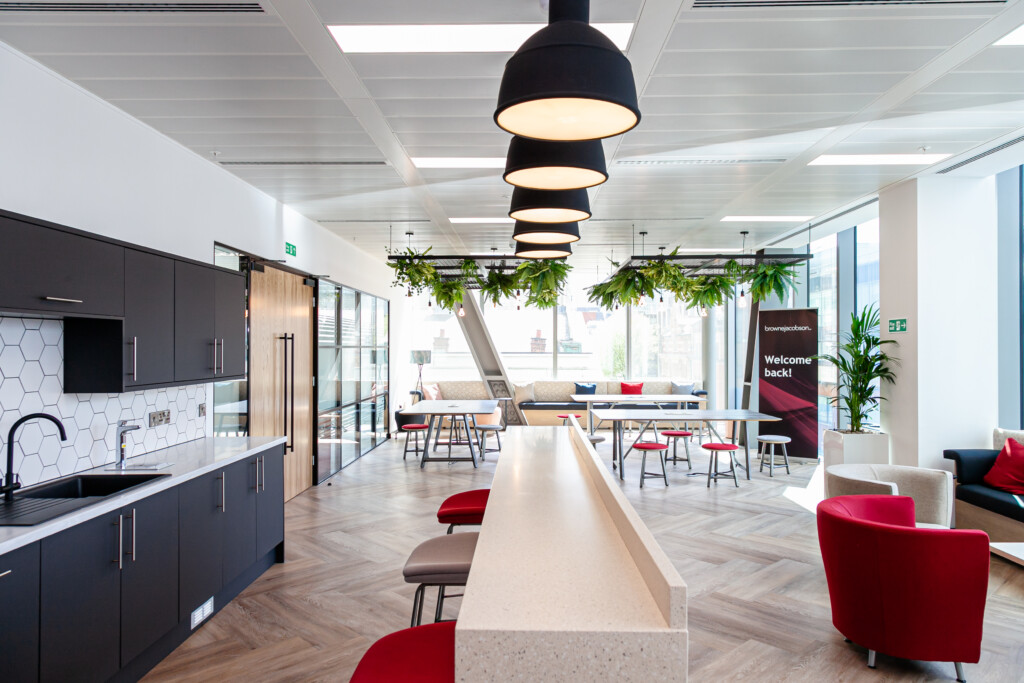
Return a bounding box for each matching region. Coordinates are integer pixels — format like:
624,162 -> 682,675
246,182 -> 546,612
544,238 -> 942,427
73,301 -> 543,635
125,249 -> 176,388
178,469 -> 224,621
222,458 -> 257,584
215,269 -> 247,378
0,541 -> 40,683
174,261 -> 217,383
120,488 -> 179,667
0,214 -> 125,318
40,510 -> 122,683
256,447 -> 285,558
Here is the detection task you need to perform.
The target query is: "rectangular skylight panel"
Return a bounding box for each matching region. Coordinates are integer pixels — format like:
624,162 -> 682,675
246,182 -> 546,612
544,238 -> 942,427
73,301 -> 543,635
412,158 -> 506,169
994,25 -> 1024,45
721,216 -> 811,222
809,154 -> 951,166
327,23 -> 634,53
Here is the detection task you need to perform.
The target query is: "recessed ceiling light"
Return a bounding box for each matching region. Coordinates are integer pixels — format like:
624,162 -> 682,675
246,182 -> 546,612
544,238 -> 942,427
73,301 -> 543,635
721,216 -> 812,223
808,154 -> 951,166
327,23 -> 633,54
994,24 -> 1024,45
412,157 -> 506,169
450,217 -> 516,224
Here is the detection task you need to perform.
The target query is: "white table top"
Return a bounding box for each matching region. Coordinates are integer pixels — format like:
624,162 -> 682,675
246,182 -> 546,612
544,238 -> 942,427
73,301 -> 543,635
991,542 -> 1024,566
401,399 -> 498,416
590,408 -> 779,422
571,393 -> 706,403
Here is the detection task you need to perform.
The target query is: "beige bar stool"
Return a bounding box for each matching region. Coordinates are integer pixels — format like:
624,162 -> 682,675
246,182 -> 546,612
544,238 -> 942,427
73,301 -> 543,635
403,532 -> 478,627
758,435 -> 792,476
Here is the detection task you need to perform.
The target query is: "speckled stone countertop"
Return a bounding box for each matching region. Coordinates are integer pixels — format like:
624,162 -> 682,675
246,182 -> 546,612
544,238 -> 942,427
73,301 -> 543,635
0,436 -> 286,555
456,426 -> 688,682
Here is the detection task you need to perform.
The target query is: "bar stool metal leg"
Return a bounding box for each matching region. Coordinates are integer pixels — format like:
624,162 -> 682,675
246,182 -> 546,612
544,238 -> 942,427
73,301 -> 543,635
659,448 -> 668,486
403,430 -> 412,461
782,442 -> 791,474
707,452 -> 716,488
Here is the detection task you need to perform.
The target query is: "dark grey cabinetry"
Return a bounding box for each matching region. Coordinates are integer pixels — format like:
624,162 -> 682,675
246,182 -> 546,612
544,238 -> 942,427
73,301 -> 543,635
215,270 -> 247,378
40,510 -> 122,683
0,541 -> 40,683
0,215 -> 124,318
174,261 -> 218,383
256,448 -> 285,558
124,250 -> 176,388
222,457 -> 257,584
178,467 -> 224,621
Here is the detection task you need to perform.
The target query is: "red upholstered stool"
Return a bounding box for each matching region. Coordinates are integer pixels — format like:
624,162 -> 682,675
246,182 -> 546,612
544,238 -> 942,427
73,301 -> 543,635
634,442 -> 669,488
350,621 -> 455,683
660,430 -> 693,469
437,489 -> 489,534
403,424 -> 430,461
557,413 -> 583,426
702,442 -> 740,488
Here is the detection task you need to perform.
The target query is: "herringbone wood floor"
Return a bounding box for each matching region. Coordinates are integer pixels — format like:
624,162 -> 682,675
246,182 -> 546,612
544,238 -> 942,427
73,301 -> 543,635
143,432 -> 1024,683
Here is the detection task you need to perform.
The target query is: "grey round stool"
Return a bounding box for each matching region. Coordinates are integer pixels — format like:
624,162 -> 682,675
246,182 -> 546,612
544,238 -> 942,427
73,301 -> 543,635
757,435 -> 792,476
587,434 -> 606,446
403,532 -> 478,627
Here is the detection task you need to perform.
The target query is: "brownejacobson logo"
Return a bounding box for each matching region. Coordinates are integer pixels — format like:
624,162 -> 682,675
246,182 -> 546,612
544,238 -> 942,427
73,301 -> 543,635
763,325 -> 812,332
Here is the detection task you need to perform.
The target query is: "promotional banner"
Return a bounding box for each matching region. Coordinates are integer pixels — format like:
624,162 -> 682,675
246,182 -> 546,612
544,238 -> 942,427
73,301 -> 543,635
758,308 -> 819,459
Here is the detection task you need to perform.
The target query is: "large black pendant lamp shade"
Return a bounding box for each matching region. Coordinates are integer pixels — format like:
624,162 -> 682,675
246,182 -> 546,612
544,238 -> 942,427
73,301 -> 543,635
513,219 -> 580,245
504,136 -> 608,190
515,241 -> 572,259
494,0 -> 640,141
509,187 -> 591,223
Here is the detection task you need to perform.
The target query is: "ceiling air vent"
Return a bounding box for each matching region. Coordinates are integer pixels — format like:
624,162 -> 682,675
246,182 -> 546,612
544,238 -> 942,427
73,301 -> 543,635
219,161 -> 388,166
0,2 -> 263,11
616,158 -> 786,166
694,0 -> 1003,7
937,135 -> 1024,174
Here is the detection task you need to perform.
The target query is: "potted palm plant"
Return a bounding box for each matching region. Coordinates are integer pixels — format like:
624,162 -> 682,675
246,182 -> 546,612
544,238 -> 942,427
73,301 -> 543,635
816,304 -> 898,468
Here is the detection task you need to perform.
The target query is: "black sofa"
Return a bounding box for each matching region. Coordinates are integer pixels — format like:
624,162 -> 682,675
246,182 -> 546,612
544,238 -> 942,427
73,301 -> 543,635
944,448 -> 1024,540
517,390 -> 708,414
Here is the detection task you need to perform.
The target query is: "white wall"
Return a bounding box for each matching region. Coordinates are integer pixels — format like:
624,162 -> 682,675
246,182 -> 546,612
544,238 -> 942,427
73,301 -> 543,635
879,176 -> 999,470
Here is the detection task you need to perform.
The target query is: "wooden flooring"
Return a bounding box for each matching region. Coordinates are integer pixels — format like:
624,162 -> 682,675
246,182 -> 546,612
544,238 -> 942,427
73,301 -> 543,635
143,432 -> 1024,683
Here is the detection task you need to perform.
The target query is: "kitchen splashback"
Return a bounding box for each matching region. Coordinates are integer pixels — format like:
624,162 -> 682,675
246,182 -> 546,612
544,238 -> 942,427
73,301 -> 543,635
0,316 -> 207,487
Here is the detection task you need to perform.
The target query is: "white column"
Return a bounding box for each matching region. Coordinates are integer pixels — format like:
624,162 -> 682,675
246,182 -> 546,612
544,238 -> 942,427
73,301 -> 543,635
702,307 -> 719,409
879,177 -> 999,470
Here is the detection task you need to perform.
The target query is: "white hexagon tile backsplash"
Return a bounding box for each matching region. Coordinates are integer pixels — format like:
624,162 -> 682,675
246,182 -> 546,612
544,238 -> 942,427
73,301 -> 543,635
0,316 -> 208,488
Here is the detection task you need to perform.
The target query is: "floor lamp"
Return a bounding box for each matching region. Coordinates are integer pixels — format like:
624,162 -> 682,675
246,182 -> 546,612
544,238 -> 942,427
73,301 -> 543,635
410,350 -> 432,400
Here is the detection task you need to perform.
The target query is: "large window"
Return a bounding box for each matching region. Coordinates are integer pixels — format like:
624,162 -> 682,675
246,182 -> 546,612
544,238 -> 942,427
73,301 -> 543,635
317,282 -> 389,481
413,293 -> 479,381
557,290 -> 627,379
809,234 -> 838,437
856,218 -> 880,310
482,295 -> 555,381
630,298 -> 703,381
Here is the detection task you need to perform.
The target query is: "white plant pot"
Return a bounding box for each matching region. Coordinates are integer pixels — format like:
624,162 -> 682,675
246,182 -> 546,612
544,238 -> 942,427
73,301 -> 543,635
822,430 -> 890,470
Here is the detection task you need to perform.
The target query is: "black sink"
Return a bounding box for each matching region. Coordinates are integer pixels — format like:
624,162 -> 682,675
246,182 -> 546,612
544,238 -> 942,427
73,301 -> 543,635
0,473 -> 169,526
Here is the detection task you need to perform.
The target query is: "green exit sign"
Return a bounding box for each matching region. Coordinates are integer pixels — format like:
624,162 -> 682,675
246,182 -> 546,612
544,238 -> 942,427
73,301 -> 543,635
285,242 -> 297,257
888,318 -> 908,334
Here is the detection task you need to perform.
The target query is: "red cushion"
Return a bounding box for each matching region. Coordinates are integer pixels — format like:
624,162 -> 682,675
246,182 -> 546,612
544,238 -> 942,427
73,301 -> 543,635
620,382 -> 643,395
660,430 -> 693,437
633,442 -> 667,451
403,424 -> 430,431
350,621 -> 455,682
702,442 -> 739,451
437,489 -> 490,526
983,438 -> 1024,494
556,414 -> 582,419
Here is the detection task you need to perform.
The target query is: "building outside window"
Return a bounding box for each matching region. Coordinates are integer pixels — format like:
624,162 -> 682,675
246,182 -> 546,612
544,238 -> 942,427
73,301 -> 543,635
630,298 -> 703,382
809,234 -> 839,438
556,289 -> 627,380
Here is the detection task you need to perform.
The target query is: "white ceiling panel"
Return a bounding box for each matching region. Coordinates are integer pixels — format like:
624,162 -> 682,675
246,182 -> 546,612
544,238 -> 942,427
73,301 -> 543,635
652,48 -> 943,77
78,77 -> 340,100
0,25 -> 303,54
34,54 -> 325,79
309,0 -> 643,24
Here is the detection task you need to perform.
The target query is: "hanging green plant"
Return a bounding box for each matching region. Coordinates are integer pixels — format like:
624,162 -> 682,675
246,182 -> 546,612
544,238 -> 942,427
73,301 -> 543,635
478,268 -> 519,307
386,247 -> 437,294
684,275 -> 736,311
748,262 -> 799,303
517,259 -> 571,309
587,267 -> 656,309
640,248 -> 687,299
429,278 -> 464,311
459,258 -> 483,287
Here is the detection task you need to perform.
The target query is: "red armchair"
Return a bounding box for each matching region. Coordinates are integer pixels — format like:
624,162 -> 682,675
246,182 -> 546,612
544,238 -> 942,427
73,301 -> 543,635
816,495 -> 990,682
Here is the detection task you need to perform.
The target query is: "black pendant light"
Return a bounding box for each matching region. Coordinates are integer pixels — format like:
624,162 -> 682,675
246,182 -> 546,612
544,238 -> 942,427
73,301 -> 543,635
512,219 -> 580,245
509,187 -> 591,223
494,0 -> 640,141
504,136 -> 607,190
515,241 -> 572,259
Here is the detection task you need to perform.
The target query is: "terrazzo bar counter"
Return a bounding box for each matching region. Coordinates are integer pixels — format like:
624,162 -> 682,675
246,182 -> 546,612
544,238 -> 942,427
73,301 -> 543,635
0,436 -> 286,553
456,422 -> 688,682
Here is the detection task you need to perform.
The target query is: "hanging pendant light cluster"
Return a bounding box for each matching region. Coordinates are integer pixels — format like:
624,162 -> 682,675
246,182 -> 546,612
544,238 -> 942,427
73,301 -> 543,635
494,0 -> 639,259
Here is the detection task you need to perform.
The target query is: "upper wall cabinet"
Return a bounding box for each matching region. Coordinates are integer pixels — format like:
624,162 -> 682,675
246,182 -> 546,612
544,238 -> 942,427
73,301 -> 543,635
174,264 -> 246,384
125,249 -> 176,388
0,214 -> 124,318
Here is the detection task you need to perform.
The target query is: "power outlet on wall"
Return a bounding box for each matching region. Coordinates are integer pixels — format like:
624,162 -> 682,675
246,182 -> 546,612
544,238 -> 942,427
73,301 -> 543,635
198,403 -> 206,417
148,410 -> 171,427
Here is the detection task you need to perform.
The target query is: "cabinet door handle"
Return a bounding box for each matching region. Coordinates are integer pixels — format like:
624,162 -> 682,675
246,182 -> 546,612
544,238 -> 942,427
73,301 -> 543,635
220,338 -> 225,375
115,514 -> 123,570
0,569 -> 11,579
132,336 -> 138,382
44,296 -> 83,304
128,508 -> 137,562
220,472 -> 226,513
212,339 -> 219,375
259,456 -> 265,492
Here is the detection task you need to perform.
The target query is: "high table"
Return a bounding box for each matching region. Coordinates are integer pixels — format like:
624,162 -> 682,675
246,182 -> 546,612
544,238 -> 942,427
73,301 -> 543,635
400,399 -> 497,468
590,408 -> 780,481
456,423 -> 687,681
570,393 -> 708,433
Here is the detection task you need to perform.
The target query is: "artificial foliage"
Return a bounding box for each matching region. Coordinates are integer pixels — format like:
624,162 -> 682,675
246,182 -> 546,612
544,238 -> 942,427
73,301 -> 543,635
517,259 -> 572,309
478,268 -> 519,307
815,305 -> 898,433
429,278 -> 465,311
747,262 -> 799,304
587,263 -> 655,308
683,275 -> 735,311
639,248 -> 688,298
387,247 -> 437,294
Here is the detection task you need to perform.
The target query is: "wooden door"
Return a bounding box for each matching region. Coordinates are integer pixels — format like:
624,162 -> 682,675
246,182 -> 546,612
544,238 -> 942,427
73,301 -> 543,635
249,266 -> 314,501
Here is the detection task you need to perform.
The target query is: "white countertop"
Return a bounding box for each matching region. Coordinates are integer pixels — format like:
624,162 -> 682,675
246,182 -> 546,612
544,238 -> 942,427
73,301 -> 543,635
0,436 -> 286,555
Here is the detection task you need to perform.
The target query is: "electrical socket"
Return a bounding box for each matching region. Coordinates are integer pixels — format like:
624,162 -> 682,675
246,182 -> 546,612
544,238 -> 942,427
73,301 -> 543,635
198,403 -> 206,417
148,410 -> 171,427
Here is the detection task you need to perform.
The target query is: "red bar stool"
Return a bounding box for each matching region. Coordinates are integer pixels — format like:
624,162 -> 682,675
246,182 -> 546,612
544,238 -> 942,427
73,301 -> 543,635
702,442 -> 740,488
557,413 -> 583,426
350,621 -> 455,683
659,430 -> 693,469
634,442 -> 669,488
437,489 -> 489,534
402,423 -> 429,461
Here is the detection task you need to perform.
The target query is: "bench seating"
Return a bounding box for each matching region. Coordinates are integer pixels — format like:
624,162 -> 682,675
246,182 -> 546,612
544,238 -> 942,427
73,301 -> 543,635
944,429 -> 1024,542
